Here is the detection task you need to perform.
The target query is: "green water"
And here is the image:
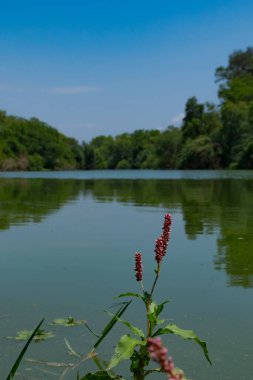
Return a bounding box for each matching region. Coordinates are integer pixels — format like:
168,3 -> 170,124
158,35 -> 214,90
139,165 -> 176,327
0,171 -> 253,379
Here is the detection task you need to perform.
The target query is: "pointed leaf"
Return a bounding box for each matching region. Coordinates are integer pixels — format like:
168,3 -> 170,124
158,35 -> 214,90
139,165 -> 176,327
115,292 -> 144,301
105,311 -> 144,338
153,323 -> 211,365
83,322 -> 100,338
156,301 -> 169,317
108,334 -> 146,370
156,319 -> 166,325
6,319 -> 44,380
93,301 -> 132,350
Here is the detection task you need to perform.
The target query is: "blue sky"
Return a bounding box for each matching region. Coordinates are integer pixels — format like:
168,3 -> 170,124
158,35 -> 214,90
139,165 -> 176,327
1,0 -> 253,141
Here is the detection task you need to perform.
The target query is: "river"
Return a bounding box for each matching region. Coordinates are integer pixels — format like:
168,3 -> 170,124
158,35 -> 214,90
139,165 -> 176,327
0,170 -> 253,379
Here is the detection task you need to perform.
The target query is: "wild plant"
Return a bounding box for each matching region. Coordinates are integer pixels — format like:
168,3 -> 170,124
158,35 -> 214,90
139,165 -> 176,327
81,213 -> 211,379
7,214 -> 211,380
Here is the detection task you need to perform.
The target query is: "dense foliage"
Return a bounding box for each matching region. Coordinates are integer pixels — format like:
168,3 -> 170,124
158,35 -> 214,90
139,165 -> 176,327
0,113 -> 83,170
1,47 -> 253,170
83,47 -> 253,170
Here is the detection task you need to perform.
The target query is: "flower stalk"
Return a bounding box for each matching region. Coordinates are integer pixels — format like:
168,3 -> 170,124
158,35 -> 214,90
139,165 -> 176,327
146,214 -> 172,337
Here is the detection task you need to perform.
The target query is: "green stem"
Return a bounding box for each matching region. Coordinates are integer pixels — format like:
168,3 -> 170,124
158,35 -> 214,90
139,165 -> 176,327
133,374 -> 145,380
134,266 -> 161,379
92,354 -> 105,371
143,368 -> 161,377
146,264 -> 160,337
150,264 -> 160,299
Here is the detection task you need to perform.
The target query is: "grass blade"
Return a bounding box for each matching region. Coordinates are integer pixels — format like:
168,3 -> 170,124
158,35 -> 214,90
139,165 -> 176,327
93,300 -> 131,350
105,310 -> 145,338
6,318 -> 44,380
83,321 -> 100,338
64,338 -> 82,358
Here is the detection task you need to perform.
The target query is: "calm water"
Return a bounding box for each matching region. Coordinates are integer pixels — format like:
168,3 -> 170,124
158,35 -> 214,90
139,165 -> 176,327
0,170 -> 253,380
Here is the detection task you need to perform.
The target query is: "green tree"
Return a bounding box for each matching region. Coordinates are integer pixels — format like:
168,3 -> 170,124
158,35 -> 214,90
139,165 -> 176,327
0,111 -> 84,171
157,126 -> 182,168
216,47 -> 253,102
178,135 -> 217,169
214,47 -> 253,167
181,97 -> 204,141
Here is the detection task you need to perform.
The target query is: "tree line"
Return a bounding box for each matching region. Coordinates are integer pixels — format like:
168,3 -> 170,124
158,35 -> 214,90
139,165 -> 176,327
0,46 -> 253,171
0,113 -> 84,170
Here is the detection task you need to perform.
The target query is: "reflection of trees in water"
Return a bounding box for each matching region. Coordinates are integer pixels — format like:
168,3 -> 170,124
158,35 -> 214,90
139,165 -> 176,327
0,179 -> 82,230
1,178 -> 253,287
83,179 -> 253,288
214,180 -> 253,287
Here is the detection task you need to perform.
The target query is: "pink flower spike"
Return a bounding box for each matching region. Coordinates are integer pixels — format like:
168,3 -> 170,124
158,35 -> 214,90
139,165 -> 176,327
155,214 -> 172,264
135,252 -> 143,282
162,213 -> 172,248
147,337 -> 184,380
155,236 -> 165,264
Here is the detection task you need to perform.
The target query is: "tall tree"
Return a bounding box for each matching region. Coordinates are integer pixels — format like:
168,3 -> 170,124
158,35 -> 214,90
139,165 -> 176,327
181,97 -> 204,141
215,47 -> 253,167
216,47 -> 253,102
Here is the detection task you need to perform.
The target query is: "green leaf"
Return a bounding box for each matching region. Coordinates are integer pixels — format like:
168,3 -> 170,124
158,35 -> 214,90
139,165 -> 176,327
8,328 -> 54,341
92,301 -> 132,350
83,321 -> 100,338
153,323 -> 211,365
147,300 -> 169,323
147,301 -> 160,335
80,370 -> 124,379
115,292 -> 144,301
156,319 -> 166,325
156,301 -> 169,317
147,301 -> 157,322
130,348 -> 150,372
108,334 -> 146,370
105,311 -> 145,338
143,291 -> 151,303
50,317 -> 86,327
6,319 -> 44,380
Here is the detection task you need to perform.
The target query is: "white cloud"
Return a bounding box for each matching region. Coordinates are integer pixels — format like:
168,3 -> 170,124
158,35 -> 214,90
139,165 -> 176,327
171,112 -> 184,125
48,86 -> 102,94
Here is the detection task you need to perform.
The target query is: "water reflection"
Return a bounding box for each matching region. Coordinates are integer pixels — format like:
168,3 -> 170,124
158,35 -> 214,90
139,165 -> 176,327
0,178 -> 253,287
0,179 -> 81,230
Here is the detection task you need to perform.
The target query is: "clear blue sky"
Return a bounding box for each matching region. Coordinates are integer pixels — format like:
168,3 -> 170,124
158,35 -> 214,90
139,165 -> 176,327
1,0 -> 253,141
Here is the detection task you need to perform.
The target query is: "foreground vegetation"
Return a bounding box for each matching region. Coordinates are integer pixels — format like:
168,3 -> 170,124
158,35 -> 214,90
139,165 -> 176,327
6,214 -> 210,379
0,47 -> 253,170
